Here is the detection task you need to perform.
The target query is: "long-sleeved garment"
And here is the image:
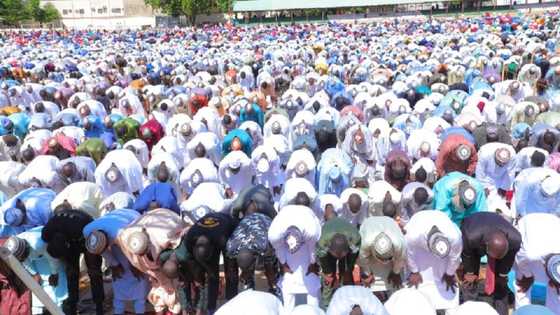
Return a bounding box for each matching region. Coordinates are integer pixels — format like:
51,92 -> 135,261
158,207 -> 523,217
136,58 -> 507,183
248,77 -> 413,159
219,150 -> 254,197
358,216 -> 406,292
404,210 -> 462,309
83,209 -> 149,306
436,135 -> 478,177
475,142 -> 516,192
41,209 -> 104,315
325,285 -> 389,315
514,213 -> 560,312
18,226 -> 68,314
133,182 -> 180,214
316,148 -> 352,196
50,182 -> 103,219
367,180 -> 402,217
94,149 -> 144,197
0,188 -> 56,237
513,167 -> 560,217
433,172 -> 487,226
460,212 -> 521,277
400,182 -> 434,224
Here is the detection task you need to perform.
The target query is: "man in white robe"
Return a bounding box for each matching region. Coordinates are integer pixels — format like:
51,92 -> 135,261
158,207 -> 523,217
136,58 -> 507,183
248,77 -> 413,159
367,180 -> 402,218
179,157 -> 219,198
326,285 -> 389,315
339,188 -> 369,227
513,167 -> 560,217
219,150 -> 254,198
94,149 -> 144,198
475,142 -> 517,195
285,148 -> 317,185
384,288 -> 436,315
514,213 -> 560,313
268,205 -> 322,312
404,210 -> 462,312
400,182 -> 434,224
252,144 -> 285,198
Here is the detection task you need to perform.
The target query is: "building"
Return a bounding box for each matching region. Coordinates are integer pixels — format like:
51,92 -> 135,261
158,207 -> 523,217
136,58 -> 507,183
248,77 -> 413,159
40,0 -> 157,29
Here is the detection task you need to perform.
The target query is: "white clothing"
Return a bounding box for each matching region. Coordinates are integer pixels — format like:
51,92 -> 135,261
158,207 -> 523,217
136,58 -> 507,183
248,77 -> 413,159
215,290 -> 284,315
339,188 -> 369,227
367,180 -> 402,217
447,301 -> 499,315
218,150 -> 254,196
179,158 -> 219,196
94,149 -> 144,197
286,148 -> 317,184
384,288 -> 436,315
326,285 -> 389,315
475,142 -> 517,192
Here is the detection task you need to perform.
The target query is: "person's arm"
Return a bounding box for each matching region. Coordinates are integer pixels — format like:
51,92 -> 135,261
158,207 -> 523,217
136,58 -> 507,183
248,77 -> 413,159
461,231 -> 481,275
391,235 -> 406,274
446,230 -> 464,276
474,154 -> 492,189
466,142 -> 478,176
514,243 -> 533,279
404,225 -> 423,273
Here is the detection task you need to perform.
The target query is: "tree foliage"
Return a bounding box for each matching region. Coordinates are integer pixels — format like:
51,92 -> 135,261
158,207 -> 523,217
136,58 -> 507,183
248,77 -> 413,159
145,0 -> 218,24
0,0 -> 60,26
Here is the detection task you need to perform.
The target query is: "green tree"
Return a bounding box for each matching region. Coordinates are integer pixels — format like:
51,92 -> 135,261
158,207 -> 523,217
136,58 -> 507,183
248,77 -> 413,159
25,0 -> 60,26
216,0 -> 233,13
145,0 -> 214,25
0,0 -> 29,26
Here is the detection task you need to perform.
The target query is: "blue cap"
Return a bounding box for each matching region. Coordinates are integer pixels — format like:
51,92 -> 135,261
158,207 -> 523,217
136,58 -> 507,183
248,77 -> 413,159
4,207 -> 24,226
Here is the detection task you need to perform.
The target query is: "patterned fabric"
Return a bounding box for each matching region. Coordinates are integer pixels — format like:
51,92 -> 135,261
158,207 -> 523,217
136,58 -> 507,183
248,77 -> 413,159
226,212 -> 272,257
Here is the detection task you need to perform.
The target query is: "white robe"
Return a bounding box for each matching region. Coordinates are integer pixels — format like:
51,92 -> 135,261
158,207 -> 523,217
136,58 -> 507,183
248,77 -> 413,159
326,285 -> 389,315
94,149 -> 144,197
0,161 -> 25,197
251,144 -> 285,193
475,142 -> 516,192
279,178 -> 320,217
406,129 -> 440,161
180,182 -> 231,224
186,132 -> 221,167
215,290 -> 284,315
268,205 -> 321,312
123,139 -> 150,169
179,158 -> 219,196
19,155 -> 65,192
514,213 -> 560,312
285,148 -> 316,185
404,210 -> 462,310
384,288 -> 436,315
218,151 -> 254,197
367,180 -> 402,217
447,301 -> 498,315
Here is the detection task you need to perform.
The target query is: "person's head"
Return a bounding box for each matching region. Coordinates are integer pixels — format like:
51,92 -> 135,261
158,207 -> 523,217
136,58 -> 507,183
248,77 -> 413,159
414,166 -> 427,183
161,255 -> 179,279
349,305 -> 363,315
194,142 -> 206,158
294,191 -> 311,207
456,144 -> 472,162
413,187 -> 429,207
382,192 -> 397,218
348,193 -> 362,214
284,226 -> 303,254
231,137 -> 242,151
85,230 -> 108,255
457,180 -> 476,208
61,162 -> 76,179
328,233 -> 349,259
156,162 -> 170,182
236,248 -> 256,272
531,150 -> 546,167
4,199 -> 27,227
353,128 -> 365,145
486,230 -> 509,260
390,159 -> 407,180
105,162 -> 122,183
494,148 -> 511,167
324,203 -> 337,221
193,235 -> 213,264
542,130 -> 556,152
373,232 -> 394,263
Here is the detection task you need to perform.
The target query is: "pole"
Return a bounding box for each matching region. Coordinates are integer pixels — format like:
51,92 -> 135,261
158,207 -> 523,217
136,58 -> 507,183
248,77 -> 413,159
0,247 -> 64,315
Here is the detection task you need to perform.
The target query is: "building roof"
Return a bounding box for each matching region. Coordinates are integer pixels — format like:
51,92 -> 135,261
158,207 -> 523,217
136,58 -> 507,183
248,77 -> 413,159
233,0 -> 448,12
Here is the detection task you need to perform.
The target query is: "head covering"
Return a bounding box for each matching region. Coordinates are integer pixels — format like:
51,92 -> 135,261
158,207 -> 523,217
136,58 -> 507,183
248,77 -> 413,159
3,207 -> 24,226
456,144 -> 472,161
495,147 -> 512,165
546,254 -> 560,285
458,180 -> 477,207
373,232 -> 393,261
284,225 -> 304,254
127,230 -> 149,255
427,226 -> 451,258
4,236 -> 27,260
541,176 -> 560,197
86,230 -> 108,255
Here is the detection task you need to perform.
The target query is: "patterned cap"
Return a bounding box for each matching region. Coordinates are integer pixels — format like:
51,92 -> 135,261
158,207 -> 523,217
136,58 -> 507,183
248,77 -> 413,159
495,148 -> 511,165
427,226 -> 451,259
373,232 -> 394,262
458,181 -> 476,208
85,230 -> 108,255
4,236 -> 27,261
284,226 -> 304,254
546,254 -> 560,285
127,230 -> 149,255
456,144 -> 471,161
295,161 -> 309,177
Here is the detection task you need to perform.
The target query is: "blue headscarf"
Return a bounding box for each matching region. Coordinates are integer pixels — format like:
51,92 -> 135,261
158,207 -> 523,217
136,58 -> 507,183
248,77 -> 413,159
8,112 -> 30,139
511,123 -> 531,140
239,103 -> 264,129
222,128 -> 253,157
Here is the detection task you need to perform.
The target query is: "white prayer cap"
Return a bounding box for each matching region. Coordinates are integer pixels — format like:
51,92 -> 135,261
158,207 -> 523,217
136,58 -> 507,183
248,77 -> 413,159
384,288 -> 436,315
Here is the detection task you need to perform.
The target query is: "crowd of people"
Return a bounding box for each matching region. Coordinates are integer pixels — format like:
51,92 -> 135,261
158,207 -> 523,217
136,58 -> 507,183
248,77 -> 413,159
0,9 -> 560,315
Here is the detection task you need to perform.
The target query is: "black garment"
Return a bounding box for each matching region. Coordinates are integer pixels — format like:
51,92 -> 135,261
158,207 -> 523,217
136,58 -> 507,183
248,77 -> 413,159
184,212 -> 237,312
460,212 -> 521,315
472,124 -> 512,150
41,210 -> 104,315
230,185 -> 276,220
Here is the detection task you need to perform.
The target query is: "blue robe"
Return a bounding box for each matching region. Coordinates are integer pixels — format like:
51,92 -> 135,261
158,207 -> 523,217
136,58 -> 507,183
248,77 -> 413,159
133,182 -> 180,214
8,112 -> 30,139
316,148 -> 352,196
0,188 -> 56,237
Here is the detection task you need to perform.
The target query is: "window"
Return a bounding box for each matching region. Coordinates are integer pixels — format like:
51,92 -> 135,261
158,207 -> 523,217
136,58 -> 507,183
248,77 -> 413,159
68,9 -> 72,13
78,9 -> 85,14
97,8 -> 103,13
91,8 -> 95,13
111,8 -> 122,14
62,9 -> 68,15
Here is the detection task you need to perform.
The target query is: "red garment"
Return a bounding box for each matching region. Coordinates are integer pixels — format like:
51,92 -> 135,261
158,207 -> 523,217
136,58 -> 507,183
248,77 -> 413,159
340,105 -> 364,123
384,149 -> 411,191
189,94 -> 209,116
485,257 -> 496,295
140,119 -> 164,151
436,135 -> 478,177
0,239 -> 31,315
40,134 -> 77,156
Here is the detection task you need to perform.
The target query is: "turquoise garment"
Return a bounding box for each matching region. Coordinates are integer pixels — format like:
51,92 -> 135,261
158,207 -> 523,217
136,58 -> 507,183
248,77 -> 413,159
8,112 -> 30,139
433,171 -> 487,226
239,103 -> 264,129
18,226 -> 68,311
222,128 -> 253,156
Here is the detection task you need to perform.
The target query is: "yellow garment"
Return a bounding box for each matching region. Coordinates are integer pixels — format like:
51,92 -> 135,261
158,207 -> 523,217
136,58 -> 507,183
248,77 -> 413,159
0,106 -> 21,115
